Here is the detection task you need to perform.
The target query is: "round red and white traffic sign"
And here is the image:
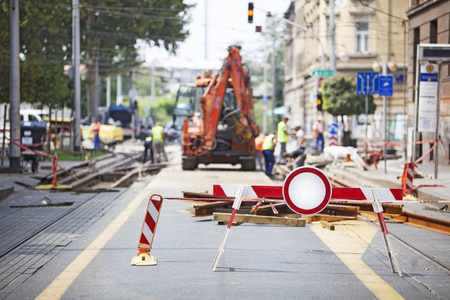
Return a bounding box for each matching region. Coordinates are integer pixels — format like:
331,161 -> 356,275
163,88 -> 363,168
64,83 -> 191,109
282,166 -> 332,215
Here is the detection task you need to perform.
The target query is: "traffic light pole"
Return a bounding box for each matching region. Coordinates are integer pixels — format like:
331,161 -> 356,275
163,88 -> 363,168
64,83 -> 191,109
72,0 -> 81,153
282,18 -> 325,70
9,0 -> 21,173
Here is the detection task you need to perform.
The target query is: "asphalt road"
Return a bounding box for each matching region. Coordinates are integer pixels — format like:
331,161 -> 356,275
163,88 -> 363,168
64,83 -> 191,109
1,151 -> 449,299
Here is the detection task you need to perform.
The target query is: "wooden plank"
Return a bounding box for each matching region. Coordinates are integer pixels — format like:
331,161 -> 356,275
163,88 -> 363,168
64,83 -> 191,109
302,214 -> 357,223
353,153 -> 368,171
189,201 -> 233,217
320,204 -> 359,217
341,203 -> 403,214
212,212 -> 306,227
275,165 -> 291,176
255,203 -> 288,215
321,221 -> 335,231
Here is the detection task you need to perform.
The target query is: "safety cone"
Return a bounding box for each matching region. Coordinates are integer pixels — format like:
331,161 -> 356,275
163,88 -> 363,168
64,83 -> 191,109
131,194 -> 164,266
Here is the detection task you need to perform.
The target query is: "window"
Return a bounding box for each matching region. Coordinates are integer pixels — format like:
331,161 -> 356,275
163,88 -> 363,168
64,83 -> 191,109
356,22 -> 369,53
430,20 -> 437,43
29,115 -> 40,122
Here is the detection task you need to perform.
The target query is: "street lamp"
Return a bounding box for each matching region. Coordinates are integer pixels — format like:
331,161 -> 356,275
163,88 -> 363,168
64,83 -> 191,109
372,61 -> 398,73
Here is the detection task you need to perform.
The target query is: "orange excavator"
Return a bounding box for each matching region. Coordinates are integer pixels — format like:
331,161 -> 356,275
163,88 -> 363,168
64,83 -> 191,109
174,46 -> 260,170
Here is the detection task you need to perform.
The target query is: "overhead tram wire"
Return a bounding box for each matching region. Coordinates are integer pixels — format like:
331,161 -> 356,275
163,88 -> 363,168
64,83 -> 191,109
358,0 -> 408,22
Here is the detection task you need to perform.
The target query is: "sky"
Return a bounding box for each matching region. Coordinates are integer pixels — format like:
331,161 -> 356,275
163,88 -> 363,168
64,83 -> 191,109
143,0 -> 293,64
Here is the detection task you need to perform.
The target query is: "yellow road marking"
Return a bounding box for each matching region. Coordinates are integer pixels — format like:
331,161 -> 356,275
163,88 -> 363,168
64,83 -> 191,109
36,190 -> 150,300
311,221 -> 404,300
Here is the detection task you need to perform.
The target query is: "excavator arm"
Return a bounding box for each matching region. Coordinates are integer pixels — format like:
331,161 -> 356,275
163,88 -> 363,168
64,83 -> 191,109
200,46 -> 259,151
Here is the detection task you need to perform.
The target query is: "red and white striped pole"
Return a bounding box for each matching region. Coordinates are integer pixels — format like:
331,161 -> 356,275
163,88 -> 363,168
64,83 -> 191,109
369,190 -> 403,277
212,185 -> 247,272
131,194 -> 164,266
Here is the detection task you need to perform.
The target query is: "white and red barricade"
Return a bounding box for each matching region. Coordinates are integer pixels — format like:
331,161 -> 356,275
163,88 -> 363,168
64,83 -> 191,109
212,166 -> 403,276
401,162 -> 415,196
134,166 -> 448,274
328,135 -> 338,146
401,162 -> 444,196
131,194 -> 164,266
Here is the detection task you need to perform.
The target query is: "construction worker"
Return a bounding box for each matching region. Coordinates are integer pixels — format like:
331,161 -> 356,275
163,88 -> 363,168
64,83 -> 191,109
142,135 -> 154,164
91,119 -> 101,150
277,116 -> 290,164
285,125 -> 307,168
262,133 -> 277,176
254,134 -> 265,171
152,123 -> 168,162
313,117 -> 325,151
295,125 -> 305,149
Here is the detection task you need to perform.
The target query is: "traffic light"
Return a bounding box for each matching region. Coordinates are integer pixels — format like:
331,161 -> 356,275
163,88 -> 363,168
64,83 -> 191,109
248,2 -> 254,24
316,93 -> 323,111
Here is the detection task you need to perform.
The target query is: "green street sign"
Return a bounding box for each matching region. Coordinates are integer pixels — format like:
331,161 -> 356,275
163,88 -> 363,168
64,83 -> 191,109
311,69 -> 335,77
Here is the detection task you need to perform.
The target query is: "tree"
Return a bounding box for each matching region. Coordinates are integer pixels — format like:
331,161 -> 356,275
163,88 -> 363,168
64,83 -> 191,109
0,1 -> 73,109
84,1 -> 192,119
0,1 -> 192,118
322,75 -> 376,116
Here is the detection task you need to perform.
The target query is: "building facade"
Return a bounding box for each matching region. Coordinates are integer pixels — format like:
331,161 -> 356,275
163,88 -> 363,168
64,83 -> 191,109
407,0 -> 450,165
284,0 -> 409,146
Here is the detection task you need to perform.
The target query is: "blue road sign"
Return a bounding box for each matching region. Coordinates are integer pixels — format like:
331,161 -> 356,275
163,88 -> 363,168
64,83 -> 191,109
379,75 -> 393,96
327,123 -> 339,135
261,96 -> 269,104
357,72 -> 379,95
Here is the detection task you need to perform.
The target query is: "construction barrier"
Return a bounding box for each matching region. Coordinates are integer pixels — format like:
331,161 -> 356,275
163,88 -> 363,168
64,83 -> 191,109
131,194 -> 164,266
140,166 -> 450,273
401,161 -> 444,196
363,135 -> 450,171
328,134 -> 337,146
211,166 -> 404,276
401,162 -> 415,196
7,137 -> 52,159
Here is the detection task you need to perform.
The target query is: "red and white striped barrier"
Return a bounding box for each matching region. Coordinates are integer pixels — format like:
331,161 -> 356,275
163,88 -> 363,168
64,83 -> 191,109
214,185 -> 403,202
401,162 -> 414,196
211,166 -> 403,276
131,194 -> 164,266
328,135 -> 338,146
401,162 -> 444,196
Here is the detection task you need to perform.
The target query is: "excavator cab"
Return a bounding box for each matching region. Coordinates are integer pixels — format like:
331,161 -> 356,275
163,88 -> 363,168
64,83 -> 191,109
173,84 -> 203,132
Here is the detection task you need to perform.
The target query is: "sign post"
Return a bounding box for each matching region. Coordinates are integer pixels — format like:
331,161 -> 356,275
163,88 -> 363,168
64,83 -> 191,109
311,69 -> 335,77
379,73 -> 394,174
412,44 -> 449,179
379,75 -> 394,97
417,64 -> 439,133
357,72 -> 379,164
327,123 -> 339,146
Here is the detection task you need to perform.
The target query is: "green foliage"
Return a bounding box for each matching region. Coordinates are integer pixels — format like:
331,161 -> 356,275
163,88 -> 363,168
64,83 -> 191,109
0,0 -> 192,115
137,95 -> 174,125
322,75 -> 376,116
0,1 -> 73,107
154,97 -> 175,124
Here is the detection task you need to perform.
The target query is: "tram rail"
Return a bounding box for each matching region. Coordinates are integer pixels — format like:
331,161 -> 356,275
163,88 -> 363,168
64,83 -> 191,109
328,177 -> 450,235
